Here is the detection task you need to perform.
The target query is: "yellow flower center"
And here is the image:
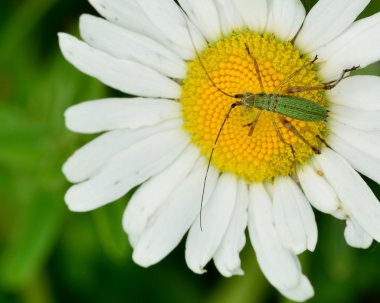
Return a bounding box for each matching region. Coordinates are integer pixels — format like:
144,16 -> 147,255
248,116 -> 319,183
181,31 -> 327,182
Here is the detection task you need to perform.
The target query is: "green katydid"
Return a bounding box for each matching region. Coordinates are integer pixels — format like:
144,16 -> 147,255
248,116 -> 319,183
180,8 -> 358,229
197,43 -> 358,230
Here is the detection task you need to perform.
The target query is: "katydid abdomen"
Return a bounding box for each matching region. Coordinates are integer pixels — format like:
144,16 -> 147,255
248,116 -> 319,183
242,93 -> 328,122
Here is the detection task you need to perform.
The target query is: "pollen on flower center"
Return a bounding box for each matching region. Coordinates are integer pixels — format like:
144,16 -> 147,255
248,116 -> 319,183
181,31 -> 328,182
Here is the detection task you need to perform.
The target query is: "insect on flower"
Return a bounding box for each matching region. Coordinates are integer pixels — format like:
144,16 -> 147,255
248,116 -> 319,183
60,0 -> 380,300
191,17 -> 359,228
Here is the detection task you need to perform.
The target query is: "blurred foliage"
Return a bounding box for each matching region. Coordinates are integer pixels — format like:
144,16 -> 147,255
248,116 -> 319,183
0,0 -> 380,303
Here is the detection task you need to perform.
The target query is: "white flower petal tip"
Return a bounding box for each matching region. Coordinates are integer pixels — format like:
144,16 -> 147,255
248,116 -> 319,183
122,145 -> 199,244
62,119 -> 182,184
58,33 -> 181,99
79,14 -> 188,79
64,129 -> 188,212
185,173 -> 238,274
131,160 -> 219,268
248,184 -> 309,292
316,148 -> 380,243
64,98 -> 181,134
273,177 -> 318,254
215,264 -> 244,278
279,275 -> 314,302
213,180 -> 248,277
344,218 -> 373,249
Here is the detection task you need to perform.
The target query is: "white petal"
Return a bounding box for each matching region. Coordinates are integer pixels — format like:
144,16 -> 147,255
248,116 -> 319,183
63,119 -> 181,183
185,173 -> 238,274
273,176 -> 318,254
136,0 -> 206,60
65,98 -> 181,134
297,163 -> 340,214
266,0 -> 305,41
65,129 -> 188,211
58,33 -> 181,99
88,0 -> 168,44
123,145 -> 199,247
233,0 -> 267,33
317,13 -> 380,82
316,148 -> 380,242
178,0 -> 221,42
248,183 -> 302,291
344,218 -> 373,249
329,105 -> 380,131
295,0 -> 370,53
279,275 -> 314,302
132,158 -> 219,267
79,14 -> 187,79
328,76 -> 380,111
214,0 -> 245,34
327,133 -> 380,185
213,179 -> 248,277
329,119 -> 380,161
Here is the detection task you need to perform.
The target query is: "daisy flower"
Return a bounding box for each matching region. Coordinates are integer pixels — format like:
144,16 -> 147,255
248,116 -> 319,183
59,0 -> 380,301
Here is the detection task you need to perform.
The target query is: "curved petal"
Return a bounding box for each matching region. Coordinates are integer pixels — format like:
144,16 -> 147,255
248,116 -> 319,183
327,133 -> 380,185
65,129 -> 189,211
295,0 -> 370,53
89,0 -> 164,40
136,0 -> 206,60
65,98 -> 181,134
344,218 -> 373,249
178,0 -> 221,42
317,13 -> 380,82
58,33 -> 181,99
233,0 -> 267,33
279,276 -> 314,302
327,76 -> 380,111
329,119 -> 380,161
329,105 -> 380,131
266,0 -> 305,41
63,119 -> 181,183
316,148 -> 380,243
214,0 -> 245,34
123,145 -> 199,247
185,173 -> 238,274
79,14 -> 187,79
213,179 -> 248,277
273,176 -> 318,254
132,159 -> 219,267
248,184 -> 305,292
297,163 -> 340,214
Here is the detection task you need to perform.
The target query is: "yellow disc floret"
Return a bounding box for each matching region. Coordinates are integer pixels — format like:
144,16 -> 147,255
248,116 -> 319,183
181,31 -> 327,182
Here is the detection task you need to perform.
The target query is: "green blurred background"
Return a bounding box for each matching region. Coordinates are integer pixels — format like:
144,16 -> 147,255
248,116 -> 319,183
1,1 -> 380,302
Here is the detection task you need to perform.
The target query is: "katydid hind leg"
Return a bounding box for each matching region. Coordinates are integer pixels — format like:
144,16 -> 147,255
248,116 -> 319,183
285,65 -> 360,94
271,116 -> 297,170
278,116 -> 321,154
